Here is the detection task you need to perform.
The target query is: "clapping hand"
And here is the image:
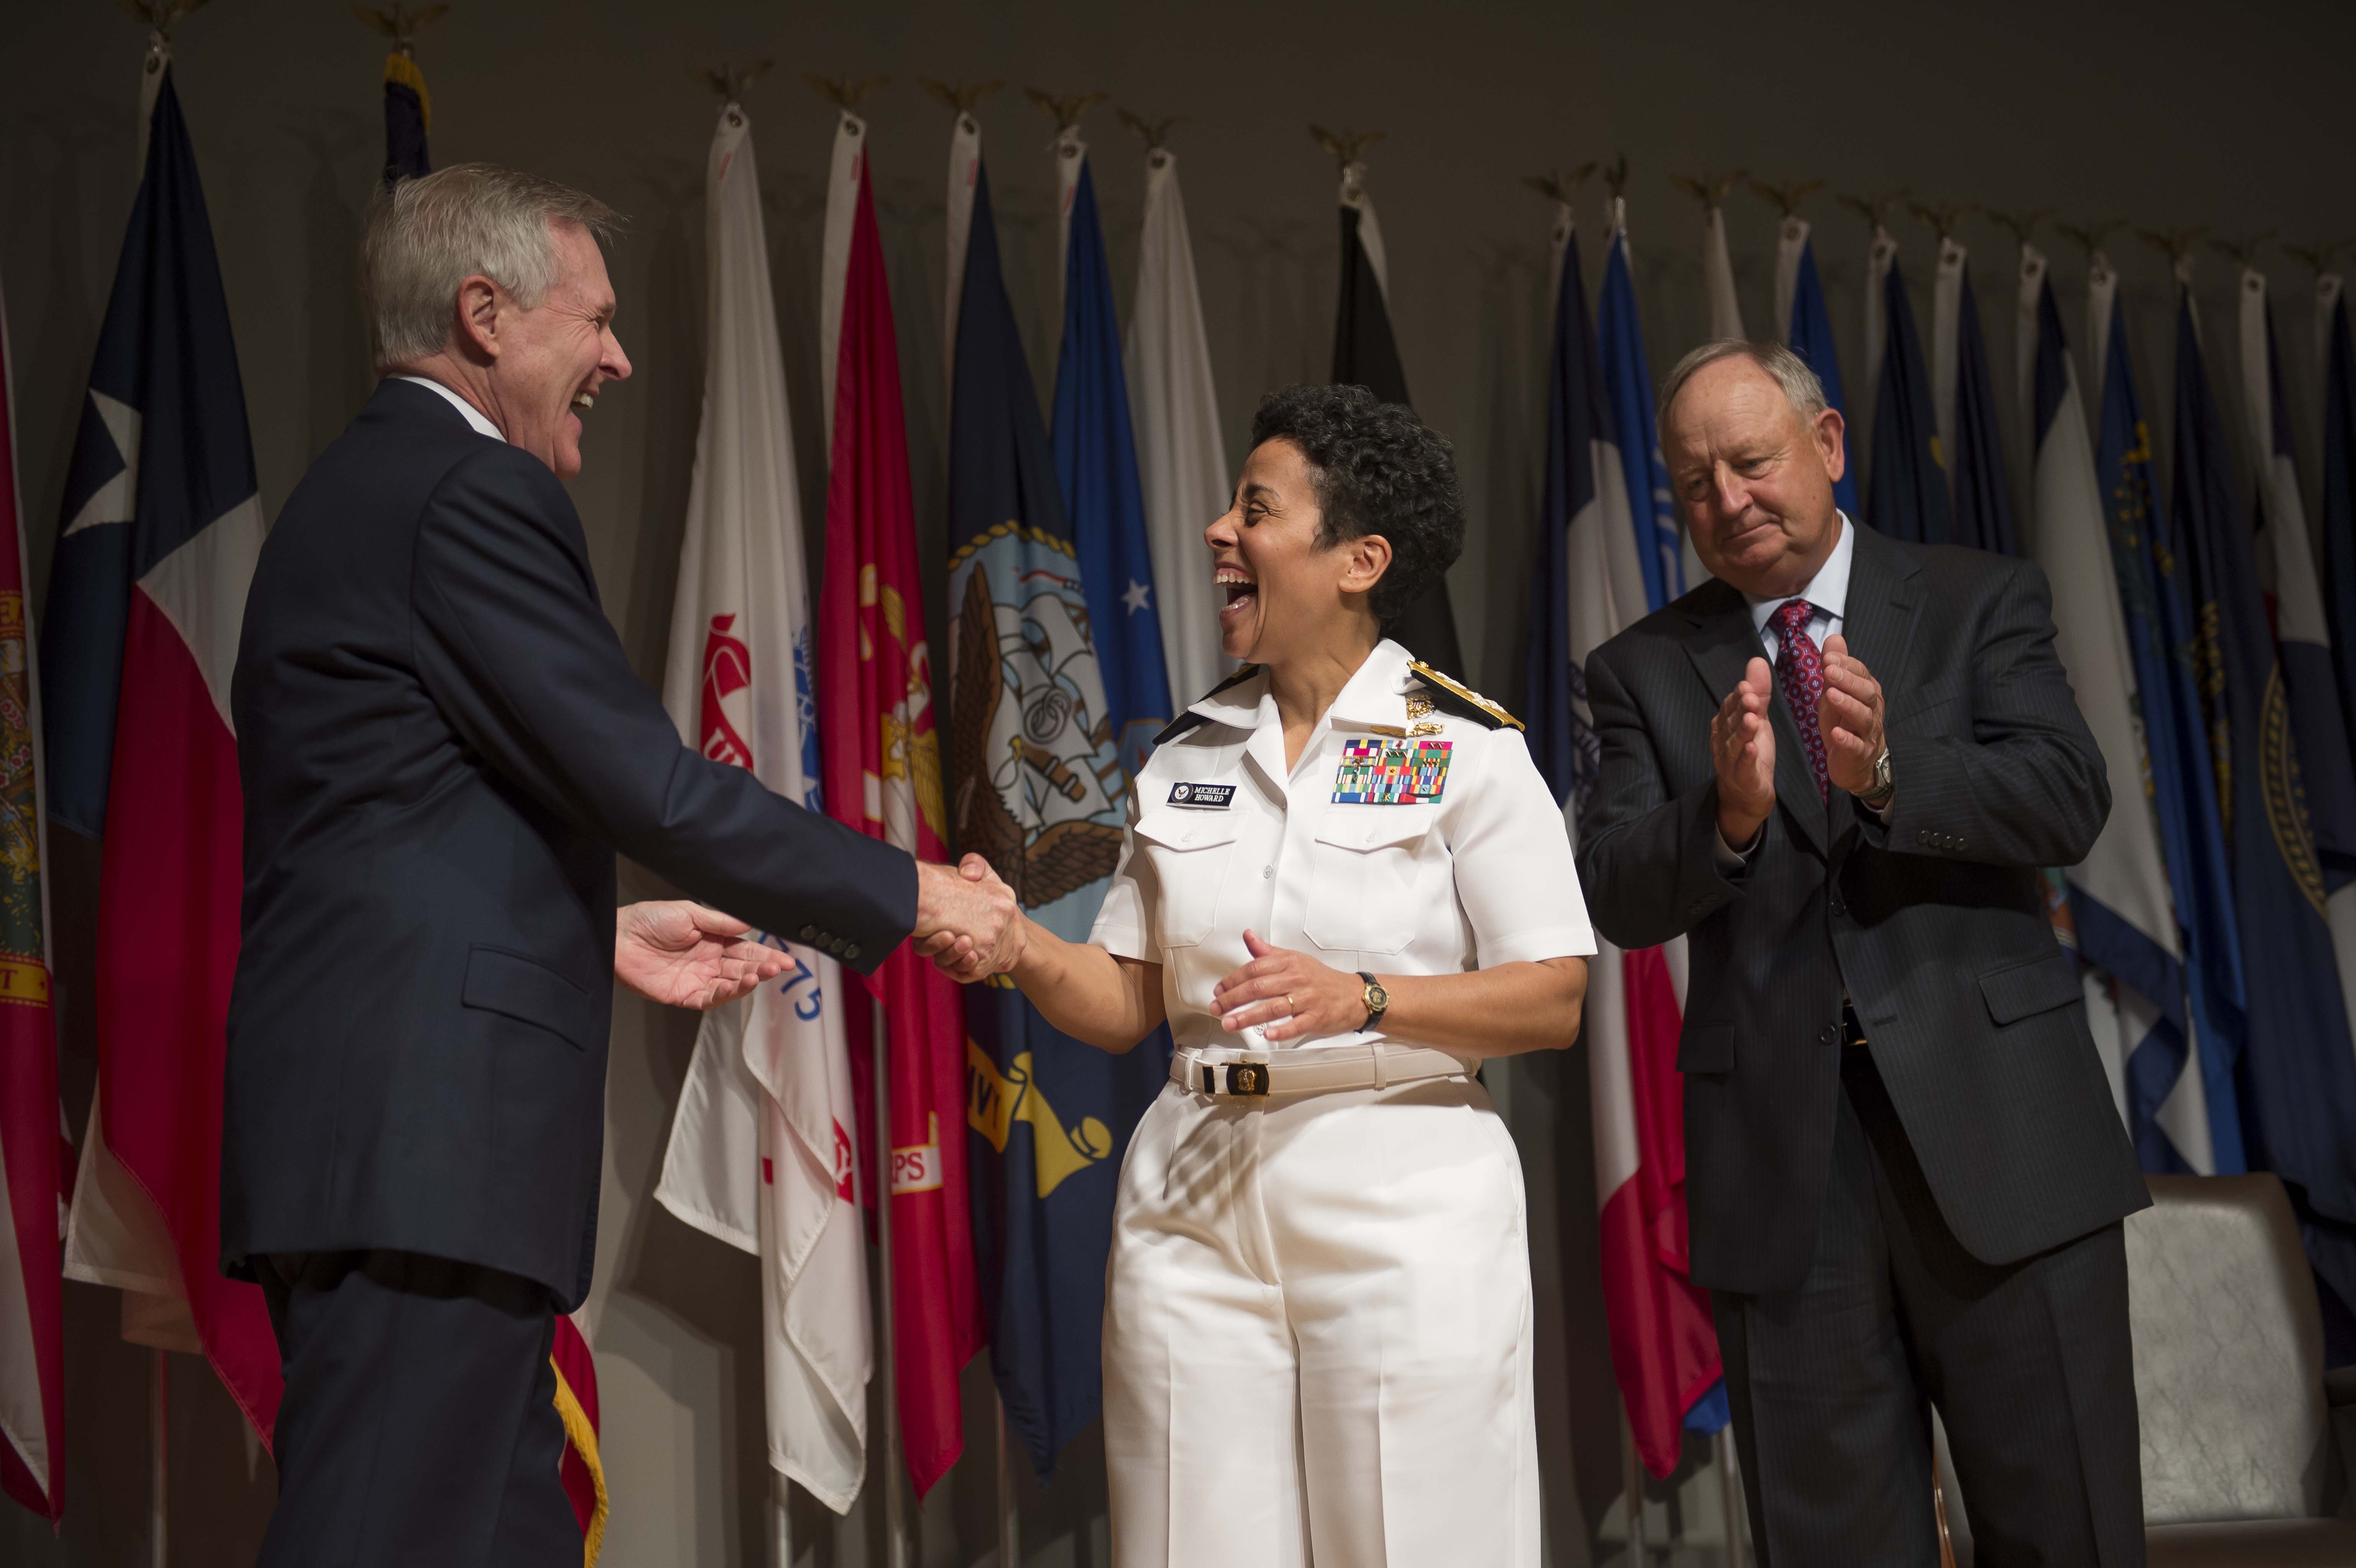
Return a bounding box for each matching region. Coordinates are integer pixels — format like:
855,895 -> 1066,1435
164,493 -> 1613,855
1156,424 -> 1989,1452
1711,656 -> 1778,849
1817,634 -> 1886,796
913,854 -> 1024,982
615,901 -> 793,1010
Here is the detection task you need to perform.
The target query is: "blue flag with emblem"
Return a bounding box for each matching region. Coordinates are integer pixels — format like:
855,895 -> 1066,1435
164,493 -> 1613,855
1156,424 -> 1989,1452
946,160 -> 1172,1478
2083,279 -> 2246,1174
1780,222 -> 1862,520
1947,259 -> 2015,556
2326,287 -> 2356,749
1052,135 -> 1172,774
2168,280 -> 2356,1330
1865,258 -> 1950,545
1597,215 -> 1683,606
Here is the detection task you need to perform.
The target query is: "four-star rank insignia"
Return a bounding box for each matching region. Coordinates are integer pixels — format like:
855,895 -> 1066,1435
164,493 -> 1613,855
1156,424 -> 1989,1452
1332,739 -> 1453,804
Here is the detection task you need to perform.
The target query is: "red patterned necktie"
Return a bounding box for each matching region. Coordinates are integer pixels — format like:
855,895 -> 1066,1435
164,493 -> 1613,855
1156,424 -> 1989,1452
1773,599 -> 1829,800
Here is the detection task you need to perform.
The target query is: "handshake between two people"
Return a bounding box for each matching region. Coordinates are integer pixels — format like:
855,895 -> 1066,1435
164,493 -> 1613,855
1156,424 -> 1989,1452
612,854 -> 1023,1014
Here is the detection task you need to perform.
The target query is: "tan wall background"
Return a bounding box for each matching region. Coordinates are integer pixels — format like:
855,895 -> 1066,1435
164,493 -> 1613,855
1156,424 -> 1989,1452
4,0 -> 2353,1562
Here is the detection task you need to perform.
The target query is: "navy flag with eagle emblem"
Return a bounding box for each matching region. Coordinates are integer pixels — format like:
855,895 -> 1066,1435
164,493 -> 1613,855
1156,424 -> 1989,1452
945,156 -> 1172,1478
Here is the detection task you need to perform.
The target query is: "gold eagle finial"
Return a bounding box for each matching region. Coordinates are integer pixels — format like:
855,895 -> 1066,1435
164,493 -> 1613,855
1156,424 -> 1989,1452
1671,169 -> 1747,209
1310,125 -> 1385,172
1025,88 -> 1108,133
1523,163 -> 1598,206
806,74 -> 888,112
1750,177 -> 1825,219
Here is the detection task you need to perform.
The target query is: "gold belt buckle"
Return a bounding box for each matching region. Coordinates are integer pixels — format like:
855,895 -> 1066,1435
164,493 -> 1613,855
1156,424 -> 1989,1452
1203,1061 -> 1271,1096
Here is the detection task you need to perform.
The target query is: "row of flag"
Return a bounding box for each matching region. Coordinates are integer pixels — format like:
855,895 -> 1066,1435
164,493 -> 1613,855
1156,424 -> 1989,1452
8,43 -> 2356,1558
1547,191 -> 2356,1478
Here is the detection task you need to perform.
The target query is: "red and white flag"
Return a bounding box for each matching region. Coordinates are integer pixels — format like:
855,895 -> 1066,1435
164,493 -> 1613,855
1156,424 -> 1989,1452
50,52 -> 278,1446
652,99 -> 872,1515
0,272 -> 66,1525
1556,206 -> 1723,1482
820,108 -> 981,1498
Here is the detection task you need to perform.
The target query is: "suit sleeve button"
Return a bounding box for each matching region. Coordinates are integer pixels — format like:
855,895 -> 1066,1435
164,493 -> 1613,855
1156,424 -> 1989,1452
1916,829 -> 1929,845
844,944 -> 860,961
800,925 -> 818,941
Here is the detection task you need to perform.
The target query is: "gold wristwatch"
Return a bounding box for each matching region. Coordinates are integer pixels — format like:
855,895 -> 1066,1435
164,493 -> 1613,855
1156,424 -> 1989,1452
1358,971 -> 1389,1032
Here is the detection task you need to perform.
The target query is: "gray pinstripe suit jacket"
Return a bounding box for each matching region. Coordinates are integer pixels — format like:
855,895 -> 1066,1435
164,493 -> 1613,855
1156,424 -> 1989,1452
1579,524 -> 2149,1295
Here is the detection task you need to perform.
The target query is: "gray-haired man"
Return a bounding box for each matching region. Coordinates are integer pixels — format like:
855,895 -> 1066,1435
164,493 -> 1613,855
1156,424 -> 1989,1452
1578,341 -> 2148,1565
224,165 -> 1013,1564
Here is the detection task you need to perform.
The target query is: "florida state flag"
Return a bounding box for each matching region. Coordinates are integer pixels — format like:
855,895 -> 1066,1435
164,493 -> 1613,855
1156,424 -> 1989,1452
816,112 -> 981,1498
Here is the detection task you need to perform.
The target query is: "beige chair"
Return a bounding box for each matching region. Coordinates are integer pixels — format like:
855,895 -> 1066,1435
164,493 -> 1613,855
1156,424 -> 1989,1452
1937,1174 -> 2356,1566
2133,1175 -> 2356,1565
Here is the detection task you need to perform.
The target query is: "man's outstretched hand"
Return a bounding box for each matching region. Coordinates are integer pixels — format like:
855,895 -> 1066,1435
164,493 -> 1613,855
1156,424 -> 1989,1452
615,900 -> 792,1010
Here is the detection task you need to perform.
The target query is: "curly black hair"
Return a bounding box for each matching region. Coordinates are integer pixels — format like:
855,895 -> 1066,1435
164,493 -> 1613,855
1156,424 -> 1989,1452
1247,384 -> 1465,628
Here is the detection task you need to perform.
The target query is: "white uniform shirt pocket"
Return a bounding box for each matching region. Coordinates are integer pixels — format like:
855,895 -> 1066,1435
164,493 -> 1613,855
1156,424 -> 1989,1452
1302,804 -> 1441,955
1130,808 -> 1244,949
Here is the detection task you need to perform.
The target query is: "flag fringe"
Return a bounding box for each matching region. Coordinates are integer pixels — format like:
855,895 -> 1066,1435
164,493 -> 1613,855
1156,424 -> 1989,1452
551,1357 -> 608,1566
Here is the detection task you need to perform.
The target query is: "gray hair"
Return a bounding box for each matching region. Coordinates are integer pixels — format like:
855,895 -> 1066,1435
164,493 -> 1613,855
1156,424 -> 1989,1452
1657,339 -> 1829,430
360,163 -> 622,373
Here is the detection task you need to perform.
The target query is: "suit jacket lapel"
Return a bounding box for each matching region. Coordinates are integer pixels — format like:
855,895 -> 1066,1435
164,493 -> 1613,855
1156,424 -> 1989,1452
1683,582 -> 1829,859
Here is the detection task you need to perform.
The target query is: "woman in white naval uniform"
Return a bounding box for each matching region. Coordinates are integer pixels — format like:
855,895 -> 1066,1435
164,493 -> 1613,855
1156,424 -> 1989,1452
992,387 -> 1593,1567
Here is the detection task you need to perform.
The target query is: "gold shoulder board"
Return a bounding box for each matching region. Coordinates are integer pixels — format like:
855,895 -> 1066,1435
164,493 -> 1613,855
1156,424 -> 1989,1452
1407,660 -> 1524,731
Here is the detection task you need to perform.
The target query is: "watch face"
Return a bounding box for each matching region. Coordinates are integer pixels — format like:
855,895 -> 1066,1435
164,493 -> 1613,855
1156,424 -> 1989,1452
1366,983 -> 1389,1010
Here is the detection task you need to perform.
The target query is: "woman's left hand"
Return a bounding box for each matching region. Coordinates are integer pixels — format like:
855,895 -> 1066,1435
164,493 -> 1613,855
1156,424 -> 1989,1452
1211,931 -> 1367,1043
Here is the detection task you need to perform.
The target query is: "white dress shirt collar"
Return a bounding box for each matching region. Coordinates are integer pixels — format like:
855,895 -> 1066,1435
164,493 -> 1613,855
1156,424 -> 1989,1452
394,375 -> 505,443
1744,510 -> 1855,645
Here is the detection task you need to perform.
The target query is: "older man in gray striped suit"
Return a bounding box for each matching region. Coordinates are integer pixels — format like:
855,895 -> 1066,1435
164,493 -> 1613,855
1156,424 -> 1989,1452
1579,340 -> 2149,1567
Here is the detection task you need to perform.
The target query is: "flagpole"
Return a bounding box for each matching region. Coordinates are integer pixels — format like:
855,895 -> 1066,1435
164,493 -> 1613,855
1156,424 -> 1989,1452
1621,1404 -> 1646,1565
872,1002 -> 906,1568
771,1470 -> 791,1567
1715,1426 -> 1745,1568
150,1348 -> 168,1568
995,1392 -> 1019,1567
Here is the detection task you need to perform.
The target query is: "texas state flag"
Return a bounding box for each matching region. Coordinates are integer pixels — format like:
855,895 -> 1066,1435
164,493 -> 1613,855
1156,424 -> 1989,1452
44,65 -> 278,1440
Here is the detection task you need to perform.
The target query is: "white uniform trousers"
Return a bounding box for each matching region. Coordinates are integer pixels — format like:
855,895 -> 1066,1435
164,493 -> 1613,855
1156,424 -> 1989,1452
1102,1072 -> 1539,1568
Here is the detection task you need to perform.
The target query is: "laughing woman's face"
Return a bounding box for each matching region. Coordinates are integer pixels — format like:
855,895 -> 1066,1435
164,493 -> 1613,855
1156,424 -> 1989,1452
1202,438 -> 1390,670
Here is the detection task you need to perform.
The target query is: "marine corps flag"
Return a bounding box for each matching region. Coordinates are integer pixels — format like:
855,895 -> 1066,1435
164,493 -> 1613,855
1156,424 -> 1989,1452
0,275 -> 64,1526
47,59 -> 278,1444
1326,153 -> 1462,672
819,113 -> 980,1500
948,159 -> 1163,1479
653,99 -> 871,1515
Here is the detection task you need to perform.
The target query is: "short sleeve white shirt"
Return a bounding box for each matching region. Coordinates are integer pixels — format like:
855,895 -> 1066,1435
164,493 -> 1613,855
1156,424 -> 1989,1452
1088,639 -> 1595,1062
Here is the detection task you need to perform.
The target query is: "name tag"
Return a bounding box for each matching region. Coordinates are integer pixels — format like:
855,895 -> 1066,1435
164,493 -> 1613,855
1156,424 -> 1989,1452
1332,740 -> 1451,804
1168,782 -> 1235,810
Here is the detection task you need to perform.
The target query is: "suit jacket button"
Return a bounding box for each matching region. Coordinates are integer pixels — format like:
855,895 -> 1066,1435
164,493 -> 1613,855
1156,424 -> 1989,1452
1829,897 -> 1846,916
1820,1024 -> 1838,1044
844,944 -> 860,961
800,925 -> 818,941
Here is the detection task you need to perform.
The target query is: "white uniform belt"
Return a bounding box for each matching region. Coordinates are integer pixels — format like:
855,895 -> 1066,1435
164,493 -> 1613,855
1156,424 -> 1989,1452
1171,1044 -> 1469,1099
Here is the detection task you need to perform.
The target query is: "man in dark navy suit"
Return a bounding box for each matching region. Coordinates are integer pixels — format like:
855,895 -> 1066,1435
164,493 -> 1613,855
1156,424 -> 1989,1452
1579,342 -> 2148,1566
224,165 -> 1013,1566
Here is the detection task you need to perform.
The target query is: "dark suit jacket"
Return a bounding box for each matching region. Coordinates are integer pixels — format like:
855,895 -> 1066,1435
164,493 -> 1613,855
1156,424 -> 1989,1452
223,379 -> 914,1308
1578,523 -> 2147,1295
